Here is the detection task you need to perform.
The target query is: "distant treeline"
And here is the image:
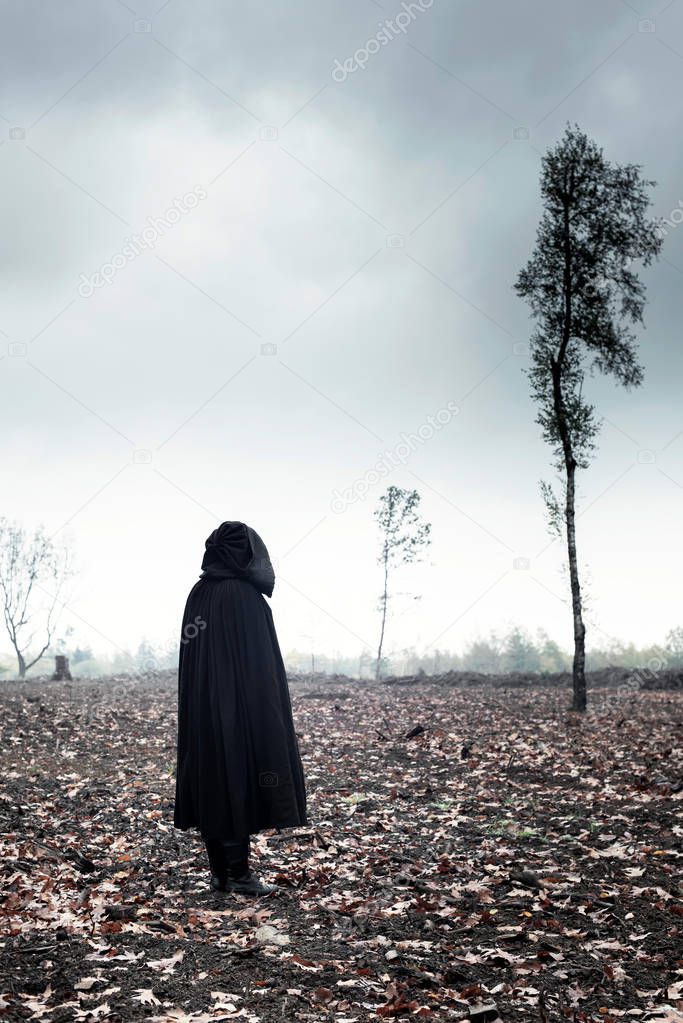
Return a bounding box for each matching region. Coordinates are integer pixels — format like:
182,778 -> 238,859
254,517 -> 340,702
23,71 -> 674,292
2,626 -> 682,680
285,626 -> 683,678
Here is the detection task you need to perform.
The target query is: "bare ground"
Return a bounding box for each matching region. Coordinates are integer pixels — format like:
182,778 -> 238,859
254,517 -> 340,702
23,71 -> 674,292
0,671 -> 681,1022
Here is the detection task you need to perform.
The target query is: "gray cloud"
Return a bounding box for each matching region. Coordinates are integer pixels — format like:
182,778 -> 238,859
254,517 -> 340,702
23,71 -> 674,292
1,0 -> 681,662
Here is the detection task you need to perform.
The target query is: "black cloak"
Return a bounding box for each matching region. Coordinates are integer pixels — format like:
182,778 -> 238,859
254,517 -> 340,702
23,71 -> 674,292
173,521 -> 308,841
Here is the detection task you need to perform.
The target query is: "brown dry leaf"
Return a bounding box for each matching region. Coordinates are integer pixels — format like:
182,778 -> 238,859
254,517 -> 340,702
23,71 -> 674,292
147,949 -> 184,973
74,977 -> 100,992
135,989 -> 162,1005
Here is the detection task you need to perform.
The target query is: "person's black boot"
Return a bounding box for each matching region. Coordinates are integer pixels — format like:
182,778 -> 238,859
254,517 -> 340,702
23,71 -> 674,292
204,838 -> 231,891
204,836 -> 276,896
223,864 -> 277,897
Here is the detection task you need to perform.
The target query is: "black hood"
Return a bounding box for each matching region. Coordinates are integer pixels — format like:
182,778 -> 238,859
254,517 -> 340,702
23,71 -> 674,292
199,521 -> 275,597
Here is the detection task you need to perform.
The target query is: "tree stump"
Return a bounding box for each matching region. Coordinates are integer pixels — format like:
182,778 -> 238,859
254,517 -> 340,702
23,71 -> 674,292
52,655 -> 72,681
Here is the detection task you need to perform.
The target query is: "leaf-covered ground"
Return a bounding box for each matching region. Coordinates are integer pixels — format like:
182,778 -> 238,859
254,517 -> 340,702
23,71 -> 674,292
0,673 -> 681,1023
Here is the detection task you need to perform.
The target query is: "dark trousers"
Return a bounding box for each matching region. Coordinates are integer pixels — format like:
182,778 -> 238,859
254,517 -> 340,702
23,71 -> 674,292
203,834 -> 250,880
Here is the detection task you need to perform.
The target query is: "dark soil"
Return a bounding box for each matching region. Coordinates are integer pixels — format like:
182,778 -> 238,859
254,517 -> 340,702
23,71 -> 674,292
0,672 -> 681,1022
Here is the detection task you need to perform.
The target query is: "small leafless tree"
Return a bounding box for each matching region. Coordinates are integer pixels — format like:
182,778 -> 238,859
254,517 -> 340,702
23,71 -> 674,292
374,486 -> 431,681
0,519 -> 74,678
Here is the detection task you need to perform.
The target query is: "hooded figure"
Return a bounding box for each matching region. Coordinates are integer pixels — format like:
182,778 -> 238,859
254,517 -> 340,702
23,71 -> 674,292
174,521 -> 307,895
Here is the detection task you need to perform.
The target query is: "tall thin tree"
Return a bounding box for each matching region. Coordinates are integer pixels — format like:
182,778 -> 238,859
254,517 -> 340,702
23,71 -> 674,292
515,124 -> 662,711
374,486 -> 431,680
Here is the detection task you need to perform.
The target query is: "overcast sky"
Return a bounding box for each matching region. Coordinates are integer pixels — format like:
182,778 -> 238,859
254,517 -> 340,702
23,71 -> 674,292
1,0 -> 682,666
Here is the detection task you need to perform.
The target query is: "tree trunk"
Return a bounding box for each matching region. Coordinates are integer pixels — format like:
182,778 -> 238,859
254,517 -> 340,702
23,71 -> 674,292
555,185 -> 587,712
565,460 -> 587,711
552,352 -> 588,712
375,554 -> 389,681
52,655 -> 72,681
17,649 -> 26,678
